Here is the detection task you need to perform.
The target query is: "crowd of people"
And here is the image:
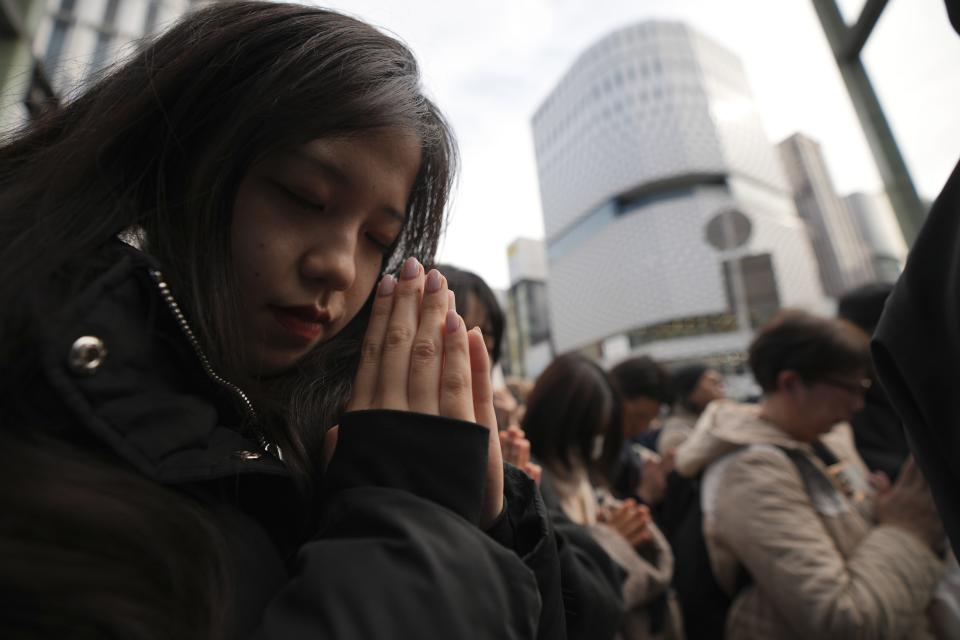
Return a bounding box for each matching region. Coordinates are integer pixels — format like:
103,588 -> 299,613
2,1 -> 960,638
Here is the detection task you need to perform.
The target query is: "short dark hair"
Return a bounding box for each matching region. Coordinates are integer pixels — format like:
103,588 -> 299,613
837,282 -> 894,336
436,264 -> 504,364
608,356 -> 671,403
523,353 -> 622,482
748,309 -> 870,393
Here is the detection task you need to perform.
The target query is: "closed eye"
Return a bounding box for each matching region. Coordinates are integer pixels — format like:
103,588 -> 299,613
366,233 -> 395,255
277,183 -> 325,212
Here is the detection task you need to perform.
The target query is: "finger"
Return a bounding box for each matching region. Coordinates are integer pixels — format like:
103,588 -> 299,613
610,504 -> 633,528
623,515 -> 649,541
897,458 -> 925,491
468,327 -> 497,431
525,462 -> 542,487
439,310 -> 475,421
515,438 -> 530,468
407,269 -> 448,414
376,257 -> 425,410
500,430 -> 518,465
348,274 -> 396,411
635,529 -> 655,548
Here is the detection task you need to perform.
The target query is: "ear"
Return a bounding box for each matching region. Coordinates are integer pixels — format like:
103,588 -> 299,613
776,370 -> 800,394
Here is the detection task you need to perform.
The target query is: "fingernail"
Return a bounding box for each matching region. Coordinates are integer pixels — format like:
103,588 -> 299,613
426,269 -> 441,293
448,290 -> 456,312
378,274 -> 396,296
445,310 -> 460,333
401,257 -> 420,280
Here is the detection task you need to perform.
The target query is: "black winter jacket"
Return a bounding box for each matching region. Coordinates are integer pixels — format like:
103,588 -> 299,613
1,243 -> 622,638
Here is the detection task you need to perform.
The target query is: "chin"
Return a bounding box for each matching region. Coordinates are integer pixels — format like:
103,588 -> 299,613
247,348 -> 312,378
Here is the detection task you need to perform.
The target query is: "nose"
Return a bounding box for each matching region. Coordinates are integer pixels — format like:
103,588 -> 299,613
299,230 -> 357,292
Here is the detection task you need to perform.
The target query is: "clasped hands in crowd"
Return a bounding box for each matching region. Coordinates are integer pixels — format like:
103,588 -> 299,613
323,257 -> 503,528
599,498 -> 655,550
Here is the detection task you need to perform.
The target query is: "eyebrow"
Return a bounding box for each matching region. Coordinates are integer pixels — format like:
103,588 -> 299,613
289,148 -> 407,223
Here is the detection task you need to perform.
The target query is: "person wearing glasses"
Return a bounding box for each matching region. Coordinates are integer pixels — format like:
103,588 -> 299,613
673,309 -> 946,639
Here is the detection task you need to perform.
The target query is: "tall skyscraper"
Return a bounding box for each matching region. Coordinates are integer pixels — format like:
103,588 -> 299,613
34,0 -> 208,96
504,237 -> 553,379
778,132 -> 875,296
532,21 -> 827,366
843,191 -> 908,284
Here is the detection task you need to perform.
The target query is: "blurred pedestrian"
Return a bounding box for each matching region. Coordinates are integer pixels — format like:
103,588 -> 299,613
658,364 -> 726,455
608,357 -> 673,506
676,310 -> 945,639
437,264 -> 628,638
837,283 -> 910,481
526,354 -> 680,640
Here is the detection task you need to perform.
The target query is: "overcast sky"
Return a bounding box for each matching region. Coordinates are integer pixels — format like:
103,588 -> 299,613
310,0 -> 960,289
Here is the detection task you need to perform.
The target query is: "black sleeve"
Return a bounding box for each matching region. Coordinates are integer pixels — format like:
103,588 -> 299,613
253,410 -> 543,639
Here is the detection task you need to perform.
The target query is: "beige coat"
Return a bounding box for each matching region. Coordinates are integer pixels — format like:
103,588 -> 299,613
675,400 -> 944,640
547,463 -> 678,640
657,407 -> 699,454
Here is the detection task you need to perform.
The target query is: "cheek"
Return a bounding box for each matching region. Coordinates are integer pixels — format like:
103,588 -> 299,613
344,258 -> 382,316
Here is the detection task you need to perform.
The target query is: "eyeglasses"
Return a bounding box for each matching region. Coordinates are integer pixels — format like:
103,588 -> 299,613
819,376 -> 872,395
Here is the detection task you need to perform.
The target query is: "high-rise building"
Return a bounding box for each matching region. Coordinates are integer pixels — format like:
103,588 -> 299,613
0,0 -> 56,131
532,21 -> 827,367
504,237 -> 553,379
843,191 -> 908,284
34,0 -> 208,96
778,132 -> 875,296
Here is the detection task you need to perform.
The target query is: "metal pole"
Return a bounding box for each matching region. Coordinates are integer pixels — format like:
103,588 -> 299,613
810,0 -> 927,245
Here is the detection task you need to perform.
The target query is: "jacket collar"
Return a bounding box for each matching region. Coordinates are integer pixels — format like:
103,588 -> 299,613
675,399 -> 812,477
34,241 -> 288,484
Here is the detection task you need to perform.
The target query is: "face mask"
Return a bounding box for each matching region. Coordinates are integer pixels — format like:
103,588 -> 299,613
591,435 -> 605,461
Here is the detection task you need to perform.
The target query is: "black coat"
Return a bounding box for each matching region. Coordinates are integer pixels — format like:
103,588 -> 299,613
873,156 -> 960,558
1,243 -> 622,638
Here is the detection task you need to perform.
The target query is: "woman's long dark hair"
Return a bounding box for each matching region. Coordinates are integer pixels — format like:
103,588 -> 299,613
0,1 -> 457,479
523,354 -> 623,485
0,3 -> 456,636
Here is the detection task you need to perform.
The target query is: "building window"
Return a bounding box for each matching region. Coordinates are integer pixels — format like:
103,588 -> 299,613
144,0 -> 160,33
722,253 -> 781,329
91,31 -> 113,72
103,0 -> 121,26
45,17 -> 71,75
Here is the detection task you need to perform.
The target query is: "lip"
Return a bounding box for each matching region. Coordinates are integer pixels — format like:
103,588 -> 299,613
270,305 -> 332,341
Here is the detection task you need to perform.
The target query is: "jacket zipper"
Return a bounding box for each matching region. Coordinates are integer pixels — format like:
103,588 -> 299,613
147,268 -> 282,460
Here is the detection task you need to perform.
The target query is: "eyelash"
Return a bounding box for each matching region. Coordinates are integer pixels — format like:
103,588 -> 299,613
280,185 -> 325,212
278,182 -> 396,256
366,234 -> 394,255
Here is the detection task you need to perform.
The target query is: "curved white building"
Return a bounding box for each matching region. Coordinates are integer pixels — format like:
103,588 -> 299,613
532,21 -> 827,365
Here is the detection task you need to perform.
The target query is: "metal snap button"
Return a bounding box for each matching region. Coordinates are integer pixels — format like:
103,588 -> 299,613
68,336 -> 108,375
232,450 -> 263,461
